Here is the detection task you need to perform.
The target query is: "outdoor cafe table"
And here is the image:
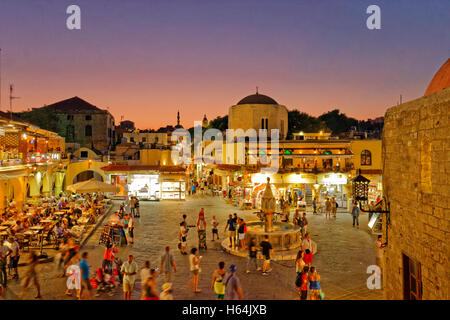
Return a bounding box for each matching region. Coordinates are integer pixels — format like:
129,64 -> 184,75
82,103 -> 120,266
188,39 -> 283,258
0,231 -> 8,240
1,221 -> 15,226
40,219 -> 53,224
0,226 -> 9,232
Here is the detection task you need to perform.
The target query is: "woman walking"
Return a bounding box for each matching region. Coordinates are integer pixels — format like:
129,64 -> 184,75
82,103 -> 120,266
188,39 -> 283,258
189,248 -> 202,293
141,269 -> 159,300
295,250 -> 306,274
246,238 -> 260,274
20,251 -> 41,299
65,253 -> 81,299
308,267 -> 321,300
211,261 -> 226,300
237,219 -> 247,251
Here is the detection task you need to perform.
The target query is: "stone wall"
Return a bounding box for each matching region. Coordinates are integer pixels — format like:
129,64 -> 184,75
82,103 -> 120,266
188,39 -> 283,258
382,87 -> 450,299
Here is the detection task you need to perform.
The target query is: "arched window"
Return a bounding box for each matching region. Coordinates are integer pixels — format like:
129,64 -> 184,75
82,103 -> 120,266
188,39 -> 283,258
361,150 -> 372,166
85,125 -> 92,137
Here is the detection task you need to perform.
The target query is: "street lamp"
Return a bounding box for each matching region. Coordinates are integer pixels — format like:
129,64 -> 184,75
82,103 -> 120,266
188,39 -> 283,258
351,170 -> 391,244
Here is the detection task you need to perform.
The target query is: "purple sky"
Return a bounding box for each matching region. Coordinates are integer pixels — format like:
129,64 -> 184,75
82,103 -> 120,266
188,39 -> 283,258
0,0 -> 449,129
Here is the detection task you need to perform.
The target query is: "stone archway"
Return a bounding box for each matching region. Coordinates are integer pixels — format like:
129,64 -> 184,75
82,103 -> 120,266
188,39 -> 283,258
64,160 -> 107,190
73,170 -> 104,184
10,177 -> 27,210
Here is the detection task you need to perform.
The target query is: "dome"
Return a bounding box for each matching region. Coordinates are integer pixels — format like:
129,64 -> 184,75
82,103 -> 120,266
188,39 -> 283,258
425,58 -> 450,96
237,93 -> 278,105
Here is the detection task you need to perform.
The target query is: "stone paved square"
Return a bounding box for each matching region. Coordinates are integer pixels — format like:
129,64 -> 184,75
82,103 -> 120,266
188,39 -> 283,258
1,196 -> 383,300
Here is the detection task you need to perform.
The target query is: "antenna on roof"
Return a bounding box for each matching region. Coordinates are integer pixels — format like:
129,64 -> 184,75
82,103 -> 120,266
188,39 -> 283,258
256,86 -> 259,95
9,84 -> 20,121
400,94 -> 402,105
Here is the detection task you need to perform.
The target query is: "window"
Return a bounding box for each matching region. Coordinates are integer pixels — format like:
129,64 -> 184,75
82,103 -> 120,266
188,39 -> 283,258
261,118 -> 265,129
261,118 -> 268,129
142,137 -> 146,143
67,115 -> 74,120
85,125 -> 92,137
130,137 -> 135,143
85,115 -> 92,121
80,151 -> 88,158
66,125 -> 75,142
281,120 -> 284,137
361,150 -> 372,165
403,254 -> 422,300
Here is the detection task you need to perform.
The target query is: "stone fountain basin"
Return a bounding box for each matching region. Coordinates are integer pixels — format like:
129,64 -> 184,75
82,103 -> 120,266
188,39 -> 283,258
244,221 -> 301,251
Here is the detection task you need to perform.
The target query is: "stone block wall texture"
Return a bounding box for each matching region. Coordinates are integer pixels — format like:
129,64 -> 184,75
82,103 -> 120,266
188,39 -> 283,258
382,87 -> 450,300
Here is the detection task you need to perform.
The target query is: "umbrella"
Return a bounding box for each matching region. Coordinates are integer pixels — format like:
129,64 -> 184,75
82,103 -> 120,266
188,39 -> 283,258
66,179 -> 120,194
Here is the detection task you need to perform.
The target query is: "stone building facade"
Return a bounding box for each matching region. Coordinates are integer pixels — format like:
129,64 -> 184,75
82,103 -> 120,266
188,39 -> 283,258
382,86 -> 449,299
20,97 -> 115,153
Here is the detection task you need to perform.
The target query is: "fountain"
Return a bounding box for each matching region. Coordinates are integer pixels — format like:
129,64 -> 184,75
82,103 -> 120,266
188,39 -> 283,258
222,177 -> 301,259
244,177 -> 301,251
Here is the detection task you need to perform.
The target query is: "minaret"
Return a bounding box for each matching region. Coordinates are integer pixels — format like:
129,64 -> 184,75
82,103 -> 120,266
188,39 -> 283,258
202,114 -> 208,128
177,110 -> 180,126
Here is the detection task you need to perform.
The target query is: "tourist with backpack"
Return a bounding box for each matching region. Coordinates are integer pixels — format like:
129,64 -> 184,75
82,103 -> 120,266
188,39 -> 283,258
224,264 -> 243,300
211,261 -> 226,300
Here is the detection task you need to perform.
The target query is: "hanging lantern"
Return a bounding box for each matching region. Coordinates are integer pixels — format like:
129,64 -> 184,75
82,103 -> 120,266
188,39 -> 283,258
351,170 -> 370,201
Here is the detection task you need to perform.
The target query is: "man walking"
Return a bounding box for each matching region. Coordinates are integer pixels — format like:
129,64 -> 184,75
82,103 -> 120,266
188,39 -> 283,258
129,196 -> 136,218
224,214 -> 236,249
121,254 -> 139,300
0,240 -> 12,288
312,197 -> 318,214
79,252 -> 92,300
9,236 -> 20,279
224,265 -> 243,300
259,235 -> 274,276
352,202 -> 360,228
331,197 -> 337,218
160,246 -> 177,283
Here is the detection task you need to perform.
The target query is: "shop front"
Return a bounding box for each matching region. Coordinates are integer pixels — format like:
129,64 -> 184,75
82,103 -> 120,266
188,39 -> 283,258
317,173 -> 349,209
129,174 -> 160,200
101,165 -> 187,201
160,177 -> 185,200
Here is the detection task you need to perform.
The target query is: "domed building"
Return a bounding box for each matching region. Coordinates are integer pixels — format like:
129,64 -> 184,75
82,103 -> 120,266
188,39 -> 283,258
228,90 -> 288,139
424,58 -> 450,96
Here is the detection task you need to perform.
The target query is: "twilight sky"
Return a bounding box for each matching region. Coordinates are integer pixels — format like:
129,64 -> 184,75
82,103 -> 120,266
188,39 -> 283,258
0,0 -> 449,129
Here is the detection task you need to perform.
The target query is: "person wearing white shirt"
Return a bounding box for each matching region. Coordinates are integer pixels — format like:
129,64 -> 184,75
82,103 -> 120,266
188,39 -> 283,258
121,254 -> 139,300
140,260 -> 151,283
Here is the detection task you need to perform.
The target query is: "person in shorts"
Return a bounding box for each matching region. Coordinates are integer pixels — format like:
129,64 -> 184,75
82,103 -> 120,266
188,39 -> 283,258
8,236 -> 20,279
259,235 -> 273,276
224,214 -> 236,249
121,254 -> 138,300
79,252 -> 92,300
211,216 -> 219,241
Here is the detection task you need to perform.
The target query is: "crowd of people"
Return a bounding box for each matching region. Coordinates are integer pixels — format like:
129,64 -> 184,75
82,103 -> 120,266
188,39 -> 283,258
0,193 -> 109,296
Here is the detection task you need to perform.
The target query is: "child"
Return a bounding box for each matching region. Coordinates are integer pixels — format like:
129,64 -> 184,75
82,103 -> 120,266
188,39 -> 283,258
160,282 -> 173,300
303,249 -> 313,267
211,216 -> 219,241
